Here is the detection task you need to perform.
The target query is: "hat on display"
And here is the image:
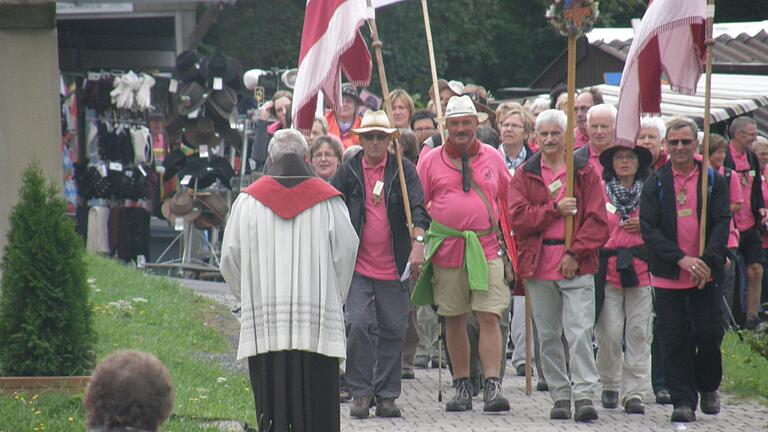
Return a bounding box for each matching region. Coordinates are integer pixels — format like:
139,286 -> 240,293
208,86 -> 238,121
351,110 -> 399,137
599,145 -> 652,174
341,83 -> 362,105
175,154 -> 234,190
183,117 -> 220,149
165,114 -> 192,144
175,50 -> 201,82
436,95 -> 489,123
161,190 -> 201,222
194,192 -> 230,229
174,82 -> 208,116
162,148 -> 188,182
201,51 -> 238,88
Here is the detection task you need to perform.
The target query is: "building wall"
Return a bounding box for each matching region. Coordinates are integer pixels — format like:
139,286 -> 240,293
0,27 -> 63,258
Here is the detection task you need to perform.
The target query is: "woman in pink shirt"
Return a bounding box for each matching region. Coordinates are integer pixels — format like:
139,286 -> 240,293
594,145 -> 653,415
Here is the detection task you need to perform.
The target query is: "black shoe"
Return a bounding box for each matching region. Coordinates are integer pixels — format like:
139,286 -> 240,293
515,364 -> 526,376
445,378 -> 473,412
536,377 -> 549,392
350,396 -> 371,419
375,397 -> 402,418
601,390 -> 619,409
506,350 -> 513,359
655,389 -> 672,405
401,368 -> 415,380
339,389 -> 352,403
624,397 -> 645,414
482,377 -> 510,412
574,399 -> 598,422
413,357 -> 429,368
671,405 -> 696,422
549,399 -> 571,420
700,390 -> 721,414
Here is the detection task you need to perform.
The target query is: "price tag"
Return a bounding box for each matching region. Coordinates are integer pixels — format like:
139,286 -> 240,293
199,145 -> 209,158
187,108 -> 200,119
180,174 -> 192,186
109,161 -> 123,172
88,71 -> 101,81
174,217 -> 184,231
136,255 -> 146,269
125,170 -> 134,178
138,165 -> 147,176
98,164 -> 108,177
249,159 -> 256,171
169,79 -> 178,93
213,77 -> 223,90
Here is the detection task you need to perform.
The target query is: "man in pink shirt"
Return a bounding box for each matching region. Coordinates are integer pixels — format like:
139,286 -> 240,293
331,110 -> 430,419
574,104 -> 616,179
573,88 -> 603,150
414,95 -> 511,413
639,117 -> 731,423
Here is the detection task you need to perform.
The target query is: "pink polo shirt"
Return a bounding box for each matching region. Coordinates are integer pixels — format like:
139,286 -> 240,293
574,127 -> 589,150
588,143 -> 604,179
651,166 -> 701,289
730,142 -> 756,232
531,161 -> 567,280
355,154 -> 398,280
720,166 -> 743,249
418,144 -> 511,268
603,195 -> 650,288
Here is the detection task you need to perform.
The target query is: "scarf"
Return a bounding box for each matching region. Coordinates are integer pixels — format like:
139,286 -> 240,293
443,137 -> 480,159
606,176 -> 644,221
502,144 -> 527,172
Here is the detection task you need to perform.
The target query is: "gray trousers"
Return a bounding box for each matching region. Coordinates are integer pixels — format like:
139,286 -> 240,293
345,273 -> 411,399
528,275 -> 599,402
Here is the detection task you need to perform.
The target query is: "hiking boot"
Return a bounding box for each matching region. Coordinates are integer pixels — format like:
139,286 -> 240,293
339,389 -> 352,403
482,377 -> 510,412
401,368 -> 415,380
375,397 -> 401,418
536,377 -> 549,392
700,390 -> 721,414
515,363 -> 526,376
445,378 -> 473,412
671,405 -> 696,422
624,397 -> 645,414
655,389 -> 672,405
601,390 -> 619,409
549,400 -> 571,420
413,356 -> 429,368
574,399 -> 598,422
349,396 -> 371,419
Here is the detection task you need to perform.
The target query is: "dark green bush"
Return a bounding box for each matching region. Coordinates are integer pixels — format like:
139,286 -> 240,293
0,163 -> 95,376
744,328 -> 768,363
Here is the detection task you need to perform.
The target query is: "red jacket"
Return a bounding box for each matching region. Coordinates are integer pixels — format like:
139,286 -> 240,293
508,151 -> 609,279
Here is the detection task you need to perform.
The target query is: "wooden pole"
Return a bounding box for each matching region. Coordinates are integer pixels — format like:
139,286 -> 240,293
366,0 -> 414,237
699,0 -> 715,256
564,35 -> 577,249
524,281 -> 533,396
420,0 -> 445,139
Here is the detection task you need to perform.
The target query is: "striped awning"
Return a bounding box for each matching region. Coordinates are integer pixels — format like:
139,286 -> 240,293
595,73 -> 768,124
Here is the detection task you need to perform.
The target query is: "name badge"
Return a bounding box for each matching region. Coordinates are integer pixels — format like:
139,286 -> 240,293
678,208 -> 693,218
606,202 -> 617,214
548,179 -> 562,193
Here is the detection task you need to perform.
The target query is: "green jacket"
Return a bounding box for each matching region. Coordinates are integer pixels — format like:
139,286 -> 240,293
411,220 -> 490,305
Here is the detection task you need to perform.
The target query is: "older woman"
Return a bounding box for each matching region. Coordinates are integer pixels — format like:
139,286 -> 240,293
595,145 -> 653,415
497,107 -> 534,175
85,350 -> 173,432
390,89 -> 415,129
636,117 -> 667,171
310,135 -> 343,181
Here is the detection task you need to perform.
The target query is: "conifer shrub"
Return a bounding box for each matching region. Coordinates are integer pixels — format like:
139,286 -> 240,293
0,163 -> 95,376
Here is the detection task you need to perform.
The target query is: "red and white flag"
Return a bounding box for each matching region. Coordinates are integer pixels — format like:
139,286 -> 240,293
615,0 -> 707,147
292,0 -> 373,133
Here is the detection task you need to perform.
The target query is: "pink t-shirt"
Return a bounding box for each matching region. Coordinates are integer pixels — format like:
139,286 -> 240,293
574,127 -> 589,150
602,196 -> 650,288
418,144 -> 511,268
354,154 -> 399,280
588,143 -> 604,179
730,142 -> 756,232
720,166 -> 743,249
652,167 -> 701,289
531,161 -> 567,280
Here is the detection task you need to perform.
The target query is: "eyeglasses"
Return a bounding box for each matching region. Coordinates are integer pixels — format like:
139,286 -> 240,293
312,152 -> 338,160
667,139 -> 695,147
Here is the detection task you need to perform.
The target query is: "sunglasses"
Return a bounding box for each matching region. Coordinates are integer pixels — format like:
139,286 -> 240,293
667,139 -> 695,147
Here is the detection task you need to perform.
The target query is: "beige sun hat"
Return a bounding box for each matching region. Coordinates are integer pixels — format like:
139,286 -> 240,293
436,95 -> 489,123
351,110 -> 400,137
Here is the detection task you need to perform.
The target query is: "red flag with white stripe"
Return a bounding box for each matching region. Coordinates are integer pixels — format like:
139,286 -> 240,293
615,0 -> 707,147
292,0 -> 373,133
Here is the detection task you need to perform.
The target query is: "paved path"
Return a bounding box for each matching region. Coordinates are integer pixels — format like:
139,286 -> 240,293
176,278 -> 768,432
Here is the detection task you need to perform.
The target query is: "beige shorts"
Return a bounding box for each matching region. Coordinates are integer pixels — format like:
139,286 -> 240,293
432,258 -> 510,317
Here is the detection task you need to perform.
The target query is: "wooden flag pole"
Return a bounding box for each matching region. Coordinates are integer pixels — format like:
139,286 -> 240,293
564,34 -> 577,248
366,0 -> 414,237
699,0 -> 715,256
420,0 -> 445,139
524,282 -> 533,395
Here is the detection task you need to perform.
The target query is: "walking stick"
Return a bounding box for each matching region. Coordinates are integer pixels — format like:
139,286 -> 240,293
366,0 -> 413,237
699,0 -> 715,256
524,281 -> 533,395
564,34 -> 576,249
420,0 -> 445,139
437,318 -> 443,402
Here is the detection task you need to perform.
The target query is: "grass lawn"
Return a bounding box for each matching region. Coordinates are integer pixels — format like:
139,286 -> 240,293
0,254 -> 256,431
721,330 -> 768,403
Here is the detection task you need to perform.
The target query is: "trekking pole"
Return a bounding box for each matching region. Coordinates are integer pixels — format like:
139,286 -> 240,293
437,317 -> 443,402
722,295 -> 744,342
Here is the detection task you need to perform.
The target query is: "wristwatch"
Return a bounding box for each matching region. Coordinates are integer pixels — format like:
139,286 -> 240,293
414,235 -> 425,243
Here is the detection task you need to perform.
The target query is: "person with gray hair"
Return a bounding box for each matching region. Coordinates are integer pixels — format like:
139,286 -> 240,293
509,108 -> 609,422
724,116 -> 766,330
221,124 -> 359,432
637,116 -> 668,170
575,103 -> 617,178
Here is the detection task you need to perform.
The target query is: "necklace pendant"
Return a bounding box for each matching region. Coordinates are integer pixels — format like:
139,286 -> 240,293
676,189 -> 687,206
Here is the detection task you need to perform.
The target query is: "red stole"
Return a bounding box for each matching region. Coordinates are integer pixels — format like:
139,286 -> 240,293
243,176 -> 342,219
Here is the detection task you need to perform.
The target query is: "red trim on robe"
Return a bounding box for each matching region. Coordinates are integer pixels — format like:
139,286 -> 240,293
243,176 -> 342,220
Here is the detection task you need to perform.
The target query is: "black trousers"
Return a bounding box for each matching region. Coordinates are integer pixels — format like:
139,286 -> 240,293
248,351 -> 340,432
654,284 -> 725,410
